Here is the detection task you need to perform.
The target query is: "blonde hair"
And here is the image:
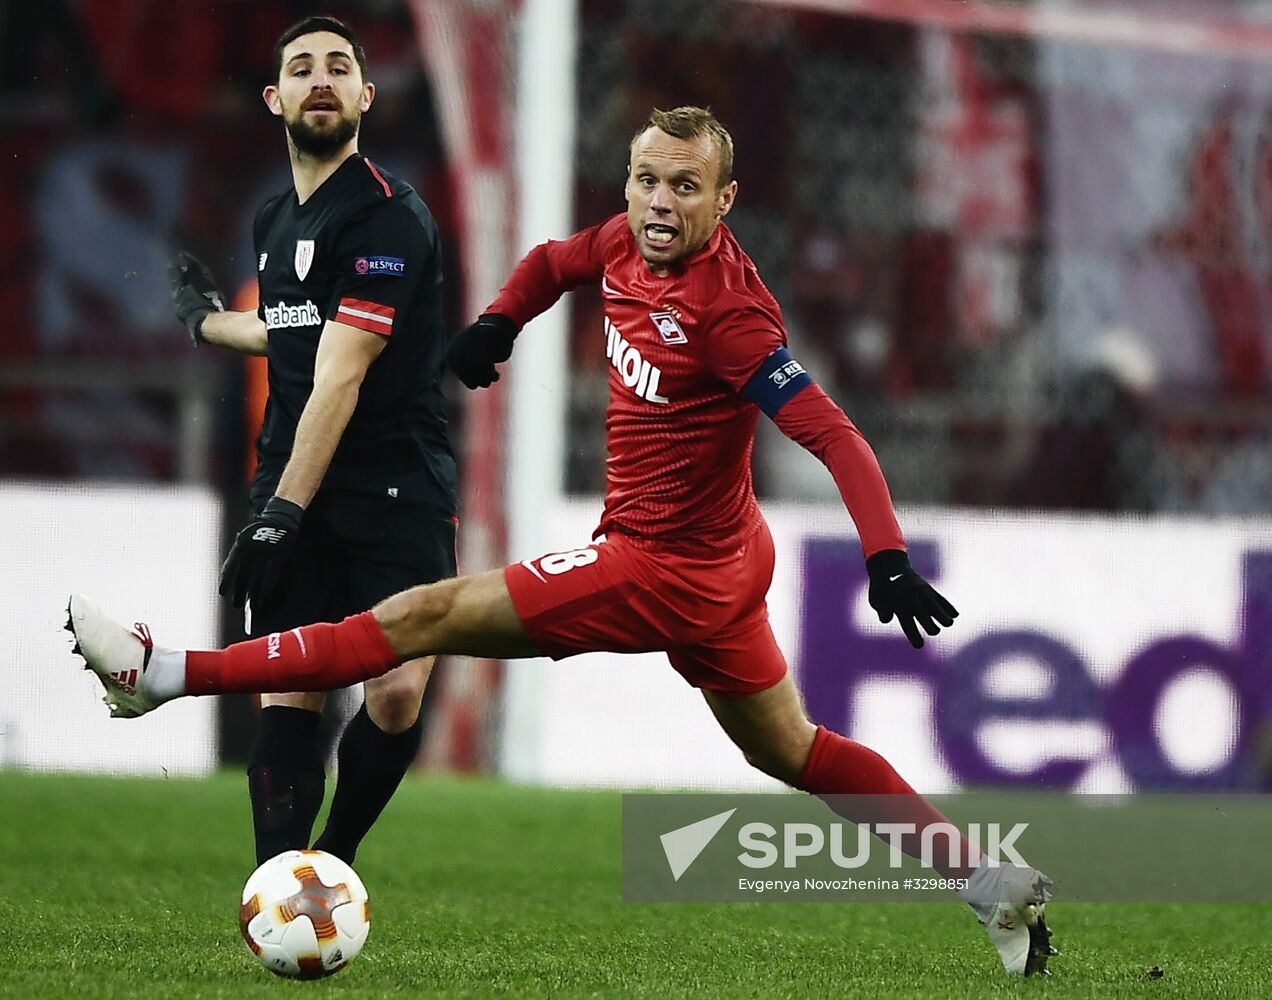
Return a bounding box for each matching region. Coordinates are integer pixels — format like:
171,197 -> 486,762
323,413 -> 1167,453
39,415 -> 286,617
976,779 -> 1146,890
631,106 -> 734,189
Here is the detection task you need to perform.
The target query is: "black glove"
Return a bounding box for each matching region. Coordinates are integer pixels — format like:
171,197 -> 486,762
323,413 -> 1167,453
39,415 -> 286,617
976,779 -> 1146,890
866,549 -> 958,649
219,497 -> 304,610
169,251 -> 226,345
446,313 -> 518,388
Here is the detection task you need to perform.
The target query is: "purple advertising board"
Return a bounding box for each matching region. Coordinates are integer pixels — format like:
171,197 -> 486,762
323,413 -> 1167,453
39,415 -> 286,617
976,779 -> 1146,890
798,539 -> 1272,790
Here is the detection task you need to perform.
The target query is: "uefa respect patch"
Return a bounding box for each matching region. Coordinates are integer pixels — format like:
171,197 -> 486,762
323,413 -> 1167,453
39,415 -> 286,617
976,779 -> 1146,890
354,255 -> 406,276
742,346 -> 813,417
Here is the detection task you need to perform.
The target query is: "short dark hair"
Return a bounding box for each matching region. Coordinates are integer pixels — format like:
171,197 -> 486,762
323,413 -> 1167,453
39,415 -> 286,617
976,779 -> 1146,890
272,16 -> 367,82
631,106 -> 735,189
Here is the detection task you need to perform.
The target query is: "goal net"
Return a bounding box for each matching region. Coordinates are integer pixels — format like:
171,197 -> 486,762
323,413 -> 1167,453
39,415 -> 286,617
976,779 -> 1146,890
566,0 -> 1272,514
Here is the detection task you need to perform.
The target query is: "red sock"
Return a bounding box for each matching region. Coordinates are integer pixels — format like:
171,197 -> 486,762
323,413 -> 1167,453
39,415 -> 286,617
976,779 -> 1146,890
796,725 -> 980,878
184,612 -> 400,695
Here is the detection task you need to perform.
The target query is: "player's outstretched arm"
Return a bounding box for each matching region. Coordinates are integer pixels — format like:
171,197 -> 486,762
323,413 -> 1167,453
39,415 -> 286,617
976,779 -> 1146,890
198,311 -> 269,355
220,320 -> 385,609
447,217 -> 620,389
447,314 -> 517,389
863,548 -> 959,649
742,347 -> 958,648
169,251 -> 268,355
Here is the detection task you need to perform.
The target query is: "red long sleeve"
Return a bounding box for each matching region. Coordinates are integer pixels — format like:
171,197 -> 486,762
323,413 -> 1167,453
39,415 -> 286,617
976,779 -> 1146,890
484,240 -> 566,326
485,215 -> 626,327
772,384 -> 905,557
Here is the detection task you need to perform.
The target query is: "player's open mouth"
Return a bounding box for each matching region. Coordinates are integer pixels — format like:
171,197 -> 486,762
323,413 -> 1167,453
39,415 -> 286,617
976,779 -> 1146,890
644,224 -> 678,247
304,99 -> 341,113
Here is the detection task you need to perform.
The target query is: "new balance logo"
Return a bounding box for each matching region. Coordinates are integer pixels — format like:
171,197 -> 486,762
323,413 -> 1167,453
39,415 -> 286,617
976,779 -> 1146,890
660,808 -> 736,881
252,526 -> 287,544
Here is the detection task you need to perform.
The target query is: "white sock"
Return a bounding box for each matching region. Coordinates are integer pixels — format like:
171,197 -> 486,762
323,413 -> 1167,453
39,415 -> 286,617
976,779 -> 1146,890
958,863 -> 1004,924
143,647 -> 187,703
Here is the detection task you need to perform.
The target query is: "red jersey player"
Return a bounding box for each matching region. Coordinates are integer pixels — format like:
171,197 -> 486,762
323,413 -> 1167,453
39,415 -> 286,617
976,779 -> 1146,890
68,107 -> 1055,976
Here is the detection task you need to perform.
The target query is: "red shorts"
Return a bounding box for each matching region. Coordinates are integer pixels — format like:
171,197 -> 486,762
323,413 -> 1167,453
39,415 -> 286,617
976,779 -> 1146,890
503,521 -> 788,698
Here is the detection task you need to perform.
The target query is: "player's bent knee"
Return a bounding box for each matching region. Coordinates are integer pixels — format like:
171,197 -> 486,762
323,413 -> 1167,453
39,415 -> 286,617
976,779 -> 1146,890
372,570 -> 536,660
364,658 -> 432,733
374,580 -> 459,652
739,724 -> 816,785
743,747 -> 804,785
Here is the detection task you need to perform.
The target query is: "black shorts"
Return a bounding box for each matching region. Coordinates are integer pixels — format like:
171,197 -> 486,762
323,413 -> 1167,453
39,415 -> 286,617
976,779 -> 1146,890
244,489 -> 457,639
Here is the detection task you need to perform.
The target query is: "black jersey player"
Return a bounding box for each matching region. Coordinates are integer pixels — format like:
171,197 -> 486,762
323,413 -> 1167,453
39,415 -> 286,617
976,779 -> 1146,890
168,16 -> 456,865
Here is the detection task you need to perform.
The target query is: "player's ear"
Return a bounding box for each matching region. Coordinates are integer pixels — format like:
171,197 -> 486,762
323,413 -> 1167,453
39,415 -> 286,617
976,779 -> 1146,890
716,179 -> 738,219
263,85 -> 283,118
360,81 -> 375,113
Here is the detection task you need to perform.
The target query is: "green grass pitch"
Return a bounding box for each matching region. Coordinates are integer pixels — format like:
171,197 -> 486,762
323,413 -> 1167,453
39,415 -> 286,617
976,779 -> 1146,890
0,770 -> 1266,999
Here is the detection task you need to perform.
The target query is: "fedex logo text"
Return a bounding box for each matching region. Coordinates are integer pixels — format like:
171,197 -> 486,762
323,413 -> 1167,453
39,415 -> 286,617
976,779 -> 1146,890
799,541 -> 1272,791
605,317 -> 670,404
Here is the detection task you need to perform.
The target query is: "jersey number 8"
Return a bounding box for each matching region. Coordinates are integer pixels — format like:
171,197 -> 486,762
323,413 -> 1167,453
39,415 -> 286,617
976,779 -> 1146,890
538,548 -> 599,576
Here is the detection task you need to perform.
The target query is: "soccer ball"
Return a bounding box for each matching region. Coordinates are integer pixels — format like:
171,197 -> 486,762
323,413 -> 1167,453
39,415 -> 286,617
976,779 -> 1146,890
239,849 -> 371,978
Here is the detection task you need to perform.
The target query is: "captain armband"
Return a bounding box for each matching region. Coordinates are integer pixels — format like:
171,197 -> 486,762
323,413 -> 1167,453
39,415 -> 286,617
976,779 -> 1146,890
741,347 -> 815,418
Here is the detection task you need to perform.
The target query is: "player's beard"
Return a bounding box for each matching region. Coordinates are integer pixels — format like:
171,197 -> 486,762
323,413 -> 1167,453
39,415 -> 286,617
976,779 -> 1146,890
285,106 -> 360,160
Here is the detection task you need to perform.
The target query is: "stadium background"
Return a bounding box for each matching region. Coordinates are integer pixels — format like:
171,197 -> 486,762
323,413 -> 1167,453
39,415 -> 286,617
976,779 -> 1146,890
4,0 -> 1271,793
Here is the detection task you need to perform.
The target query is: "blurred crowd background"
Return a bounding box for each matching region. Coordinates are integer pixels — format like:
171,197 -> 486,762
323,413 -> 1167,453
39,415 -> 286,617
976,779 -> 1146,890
4,0 -> 1272,516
